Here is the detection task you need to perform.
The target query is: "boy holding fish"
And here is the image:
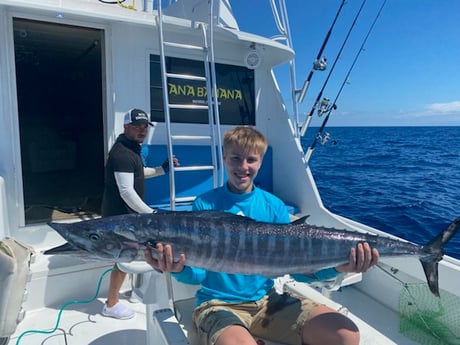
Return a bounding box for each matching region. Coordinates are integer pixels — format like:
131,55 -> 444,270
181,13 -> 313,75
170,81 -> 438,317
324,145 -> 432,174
146,126 -> 379,345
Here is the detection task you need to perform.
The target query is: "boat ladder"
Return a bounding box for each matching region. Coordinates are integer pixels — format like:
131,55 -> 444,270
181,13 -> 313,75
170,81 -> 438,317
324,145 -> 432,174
155,0 -> 224,211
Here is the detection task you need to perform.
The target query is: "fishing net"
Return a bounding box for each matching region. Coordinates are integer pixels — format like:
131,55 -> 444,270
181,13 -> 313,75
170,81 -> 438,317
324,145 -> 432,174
399,283 -> 460,345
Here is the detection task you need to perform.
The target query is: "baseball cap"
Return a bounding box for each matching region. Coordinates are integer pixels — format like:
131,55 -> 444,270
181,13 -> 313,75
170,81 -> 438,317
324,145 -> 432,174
123,108 -> 154,126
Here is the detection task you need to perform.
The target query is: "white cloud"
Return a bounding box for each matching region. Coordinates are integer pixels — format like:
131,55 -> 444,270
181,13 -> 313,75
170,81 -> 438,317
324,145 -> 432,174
385,101 -> 460,126
399,101 -> 460,121
425,101 -> 460,114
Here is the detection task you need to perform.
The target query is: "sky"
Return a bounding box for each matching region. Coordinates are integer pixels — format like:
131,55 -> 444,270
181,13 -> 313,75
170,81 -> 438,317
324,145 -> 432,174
230,1 -> 460,127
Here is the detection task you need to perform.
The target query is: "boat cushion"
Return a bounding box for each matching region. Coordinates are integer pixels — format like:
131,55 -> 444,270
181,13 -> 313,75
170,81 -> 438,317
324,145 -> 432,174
0,238 -> 34,338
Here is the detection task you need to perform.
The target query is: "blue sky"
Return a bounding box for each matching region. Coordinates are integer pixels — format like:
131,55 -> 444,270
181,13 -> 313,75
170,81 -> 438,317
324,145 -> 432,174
231,1 -> 460,126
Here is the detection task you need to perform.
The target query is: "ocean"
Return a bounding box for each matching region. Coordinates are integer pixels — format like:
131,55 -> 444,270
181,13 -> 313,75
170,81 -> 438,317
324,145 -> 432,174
302,126 -> 460,260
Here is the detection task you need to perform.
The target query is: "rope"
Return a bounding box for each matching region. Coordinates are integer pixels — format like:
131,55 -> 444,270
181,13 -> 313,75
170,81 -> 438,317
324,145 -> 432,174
15,267 -> 114,345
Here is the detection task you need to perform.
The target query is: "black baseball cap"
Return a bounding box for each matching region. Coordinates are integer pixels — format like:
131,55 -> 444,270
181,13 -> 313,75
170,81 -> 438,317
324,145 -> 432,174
123,108 -> 154,126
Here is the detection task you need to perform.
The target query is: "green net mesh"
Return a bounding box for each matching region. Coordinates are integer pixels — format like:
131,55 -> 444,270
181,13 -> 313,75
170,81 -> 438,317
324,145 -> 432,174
399,283 -> 460,345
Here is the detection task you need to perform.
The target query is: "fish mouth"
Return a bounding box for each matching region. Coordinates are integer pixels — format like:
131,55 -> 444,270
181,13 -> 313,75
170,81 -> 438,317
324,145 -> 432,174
44,242 -> 88,256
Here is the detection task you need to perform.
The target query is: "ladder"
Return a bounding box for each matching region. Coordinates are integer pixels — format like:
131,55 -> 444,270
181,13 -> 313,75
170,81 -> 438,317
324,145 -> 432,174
155,0 -> 224,211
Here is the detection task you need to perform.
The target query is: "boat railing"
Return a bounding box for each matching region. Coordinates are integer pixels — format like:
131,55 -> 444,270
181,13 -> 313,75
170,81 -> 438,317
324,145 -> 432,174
268,0 -> 302,138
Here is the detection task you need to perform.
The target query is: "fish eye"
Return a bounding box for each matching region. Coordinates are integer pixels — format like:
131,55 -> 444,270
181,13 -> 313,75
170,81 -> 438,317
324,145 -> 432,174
89,233 -> 100,242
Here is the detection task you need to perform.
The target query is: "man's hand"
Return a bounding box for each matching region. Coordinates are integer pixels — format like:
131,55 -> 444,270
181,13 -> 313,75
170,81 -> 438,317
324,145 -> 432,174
335,243 -> 379,273
144,243 -> 185,273
161,156 -> 180,173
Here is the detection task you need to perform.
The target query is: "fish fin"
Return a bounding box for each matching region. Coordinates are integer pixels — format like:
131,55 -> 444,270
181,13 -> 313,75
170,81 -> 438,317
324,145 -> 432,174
291,215 -> 310,225
420,258 -> 439,297
420,216 -> 460,297
427,216 -> 460,248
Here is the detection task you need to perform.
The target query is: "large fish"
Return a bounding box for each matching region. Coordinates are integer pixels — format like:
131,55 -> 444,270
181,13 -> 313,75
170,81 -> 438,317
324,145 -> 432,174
45,210 -> 460,296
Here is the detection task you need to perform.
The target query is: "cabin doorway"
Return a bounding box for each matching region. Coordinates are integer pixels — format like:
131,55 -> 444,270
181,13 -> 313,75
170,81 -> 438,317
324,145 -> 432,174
13,18 -> 105,224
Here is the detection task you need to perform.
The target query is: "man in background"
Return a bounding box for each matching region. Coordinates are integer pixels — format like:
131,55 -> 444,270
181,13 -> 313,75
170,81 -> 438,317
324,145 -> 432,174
101,108 -> 179,319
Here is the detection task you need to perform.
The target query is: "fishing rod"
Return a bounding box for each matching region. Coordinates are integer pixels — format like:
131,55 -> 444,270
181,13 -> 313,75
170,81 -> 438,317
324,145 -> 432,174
299,0 -> 368,137
304,0 -> 387,163
296,0 -> 347,104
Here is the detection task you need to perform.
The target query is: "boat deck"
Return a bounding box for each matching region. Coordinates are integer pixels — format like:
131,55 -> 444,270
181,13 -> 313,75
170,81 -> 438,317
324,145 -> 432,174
7,296 -> 147,345
7,274 -> 421,345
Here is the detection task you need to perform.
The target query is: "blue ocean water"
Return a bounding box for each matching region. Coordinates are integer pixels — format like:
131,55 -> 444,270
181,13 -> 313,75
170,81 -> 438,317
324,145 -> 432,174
302,126 -> 460,259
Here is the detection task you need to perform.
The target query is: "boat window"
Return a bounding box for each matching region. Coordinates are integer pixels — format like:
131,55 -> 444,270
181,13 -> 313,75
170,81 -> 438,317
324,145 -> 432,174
149,55 -> 255,125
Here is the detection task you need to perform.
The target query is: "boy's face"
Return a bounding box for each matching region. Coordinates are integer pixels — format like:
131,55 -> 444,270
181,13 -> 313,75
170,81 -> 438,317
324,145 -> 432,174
223,144 -> 263,194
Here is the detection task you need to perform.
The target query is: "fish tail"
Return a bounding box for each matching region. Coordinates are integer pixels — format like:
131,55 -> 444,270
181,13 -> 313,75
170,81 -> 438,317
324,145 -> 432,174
420,216 -> 460,297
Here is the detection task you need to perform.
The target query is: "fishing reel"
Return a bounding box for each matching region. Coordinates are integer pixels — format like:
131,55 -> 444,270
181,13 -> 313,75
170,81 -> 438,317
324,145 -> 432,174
317,97 -> 337,117
313,56 -> 327,71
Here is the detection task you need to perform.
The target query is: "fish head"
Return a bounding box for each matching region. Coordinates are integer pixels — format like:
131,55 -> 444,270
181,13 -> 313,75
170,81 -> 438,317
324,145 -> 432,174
45,218 -> 142,262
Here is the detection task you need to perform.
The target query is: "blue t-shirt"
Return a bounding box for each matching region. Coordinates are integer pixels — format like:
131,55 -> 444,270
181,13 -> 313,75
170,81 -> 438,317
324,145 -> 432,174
171,183 -> 338,306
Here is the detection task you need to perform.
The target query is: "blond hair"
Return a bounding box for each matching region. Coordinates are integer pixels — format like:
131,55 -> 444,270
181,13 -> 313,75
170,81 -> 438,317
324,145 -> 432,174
223,126 -> 268,157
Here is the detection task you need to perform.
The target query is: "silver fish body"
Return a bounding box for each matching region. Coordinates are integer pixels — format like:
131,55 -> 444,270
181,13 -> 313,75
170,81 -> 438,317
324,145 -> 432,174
45,210 -> 460,296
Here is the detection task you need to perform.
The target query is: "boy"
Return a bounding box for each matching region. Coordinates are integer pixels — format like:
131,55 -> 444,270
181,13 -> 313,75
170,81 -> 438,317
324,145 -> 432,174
146,126 -> 379,345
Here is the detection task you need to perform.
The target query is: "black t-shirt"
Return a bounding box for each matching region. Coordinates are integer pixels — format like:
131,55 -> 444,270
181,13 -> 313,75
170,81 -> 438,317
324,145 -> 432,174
101,134 -> 145,216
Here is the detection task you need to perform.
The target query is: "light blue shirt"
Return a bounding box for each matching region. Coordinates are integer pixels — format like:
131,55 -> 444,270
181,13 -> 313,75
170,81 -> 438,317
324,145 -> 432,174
172,183 -> 338,306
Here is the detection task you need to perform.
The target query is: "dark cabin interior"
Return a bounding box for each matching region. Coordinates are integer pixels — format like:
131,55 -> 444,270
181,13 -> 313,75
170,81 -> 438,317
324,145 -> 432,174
13,18 -> 105,224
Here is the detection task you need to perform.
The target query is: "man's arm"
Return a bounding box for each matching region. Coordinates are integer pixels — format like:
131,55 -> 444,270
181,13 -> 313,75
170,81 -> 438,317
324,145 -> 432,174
144,156 -> 180,179
114,172 -> 154,213
143,166 -> 165,179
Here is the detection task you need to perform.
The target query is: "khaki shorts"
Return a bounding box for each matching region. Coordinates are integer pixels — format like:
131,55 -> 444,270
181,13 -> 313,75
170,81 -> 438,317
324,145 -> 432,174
192,289 -> 319,345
